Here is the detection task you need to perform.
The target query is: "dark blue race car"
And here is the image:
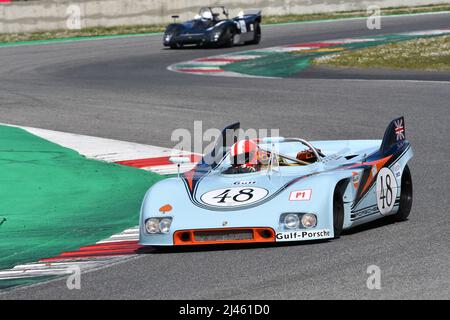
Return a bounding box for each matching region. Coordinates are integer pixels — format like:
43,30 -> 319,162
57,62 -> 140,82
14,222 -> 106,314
163,6 -> 262,49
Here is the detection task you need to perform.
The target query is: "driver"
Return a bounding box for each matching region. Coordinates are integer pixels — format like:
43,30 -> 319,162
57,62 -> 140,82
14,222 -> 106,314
224,139 -> 262,174
201,10 -> 213,20
198,10 -> 215,28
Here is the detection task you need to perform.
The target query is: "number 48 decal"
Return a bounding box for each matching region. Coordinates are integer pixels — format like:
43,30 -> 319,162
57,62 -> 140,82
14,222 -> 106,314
213,188 -> 254,203
376,167 -> 398,215
201,187 -> 268,207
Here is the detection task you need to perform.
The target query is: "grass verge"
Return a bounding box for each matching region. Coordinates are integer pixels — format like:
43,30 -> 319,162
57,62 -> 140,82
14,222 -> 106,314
0,125 -> 164,270
0,4 -> 449,43
313,35 -> 450,72
263,3 -> 450,24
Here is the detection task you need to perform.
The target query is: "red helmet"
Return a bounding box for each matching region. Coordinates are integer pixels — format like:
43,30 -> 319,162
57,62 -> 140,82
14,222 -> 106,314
231,139 -> 258,166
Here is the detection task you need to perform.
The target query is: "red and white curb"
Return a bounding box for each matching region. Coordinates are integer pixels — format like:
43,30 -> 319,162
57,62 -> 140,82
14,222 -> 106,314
16,125 -> 201,175
0,229 -> 143,281
167,29 -> 450,78
167,55 -> 266,77
0,124 -> 201,284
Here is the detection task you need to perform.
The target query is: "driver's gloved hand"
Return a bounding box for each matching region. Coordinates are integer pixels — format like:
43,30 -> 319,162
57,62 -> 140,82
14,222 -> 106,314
238,166 -> 256,173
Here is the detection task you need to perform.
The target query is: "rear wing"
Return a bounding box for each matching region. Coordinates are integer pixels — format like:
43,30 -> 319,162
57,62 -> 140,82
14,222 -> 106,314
380,116 -> 406,156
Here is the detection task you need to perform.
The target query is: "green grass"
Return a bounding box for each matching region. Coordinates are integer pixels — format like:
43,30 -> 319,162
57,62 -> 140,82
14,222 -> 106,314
0,125 -> 164,270
1,3 -> 450,43
313,35 -> 450,72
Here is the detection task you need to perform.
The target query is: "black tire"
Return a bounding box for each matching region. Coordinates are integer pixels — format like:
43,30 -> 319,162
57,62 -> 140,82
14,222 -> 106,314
247,22 -> 261,45
333,184 -> 345,238
218,28 -> 234,48
395,165 -> 413,221
150,246 -> 165,252
170,43 -> 183,49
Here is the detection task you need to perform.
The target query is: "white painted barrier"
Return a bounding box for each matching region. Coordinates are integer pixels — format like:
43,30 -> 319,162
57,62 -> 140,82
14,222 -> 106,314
0,0 -> 448,33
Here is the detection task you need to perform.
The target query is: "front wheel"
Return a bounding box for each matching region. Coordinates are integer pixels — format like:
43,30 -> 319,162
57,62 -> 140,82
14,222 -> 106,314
395,165 -> 413,221
218,28 -> 235,48
333,185 -> 345,238
170,43 -> 183,49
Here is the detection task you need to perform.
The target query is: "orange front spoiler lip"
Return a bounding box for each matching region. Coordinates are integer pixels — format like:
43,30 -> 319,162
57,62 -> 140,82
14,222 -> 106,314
173,227 -> 276,245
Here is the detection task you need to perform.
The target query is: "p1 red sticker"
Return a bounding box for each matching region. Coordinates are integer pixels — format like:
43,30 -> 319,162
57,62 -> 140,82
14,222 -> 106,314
289,189 -> 312,201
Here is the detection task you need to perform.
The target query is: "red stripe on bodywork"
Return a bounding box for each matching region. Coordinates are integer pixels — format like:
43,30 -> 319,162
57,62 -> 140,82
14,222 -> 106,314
182,169 -> 196,192
359,156 -> 392,194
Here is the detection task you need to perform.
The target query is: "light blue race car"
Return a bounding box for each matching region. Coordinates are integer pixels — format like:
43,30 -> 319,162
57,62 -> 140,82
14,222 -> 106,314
139,117 -> 413,247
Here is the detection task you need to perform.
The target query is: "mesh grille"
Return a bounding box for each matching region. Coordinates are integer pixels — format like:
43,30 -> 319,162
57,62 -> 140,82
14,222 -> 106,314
194,230 -> 254,242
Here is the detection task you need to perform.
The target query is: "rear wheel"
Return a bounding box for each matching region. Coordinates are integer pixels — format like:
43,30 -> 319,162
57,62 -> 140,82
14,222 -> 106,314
333,185 -> 345,238
247,22 -> 261,45
394,165 -> 413,221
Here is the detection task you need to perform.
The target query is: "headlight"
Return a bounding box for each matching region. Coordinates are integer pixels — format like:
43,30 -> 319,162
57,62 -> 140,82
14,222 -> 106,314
213,31 -> 221,41
145,217 -> 173,234
284,214 -> 300,229
159,218 -> 172,234
164,34 -> 172,42
145,218 -> 160,234
301,214 -> 317,228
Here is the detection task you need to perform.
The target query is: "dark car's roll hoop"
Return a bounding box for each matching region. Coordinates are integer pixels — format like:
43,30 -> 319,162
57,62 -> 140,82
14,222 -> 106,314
203,6 -> 229,19
198,6 -> 229,21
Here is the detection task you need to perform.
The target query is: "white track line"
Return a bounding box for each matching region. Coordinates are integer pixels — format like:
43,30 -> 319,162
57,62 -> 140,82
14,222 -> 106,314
1,123 -> 201,170
0,124 -> 189,162
0,257 -> 128,280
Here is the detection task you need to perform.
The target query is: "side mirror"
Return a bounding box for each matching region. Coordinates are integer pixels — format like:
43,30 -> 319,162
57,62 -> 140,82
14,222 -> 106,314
169,156 -> 190,164
169,156 -> 191,177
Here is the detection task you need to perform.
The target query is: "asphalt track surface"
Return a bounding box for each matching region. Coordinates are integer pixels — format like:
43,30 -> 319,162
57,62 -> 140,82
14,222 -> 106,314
1,13 -> 449,299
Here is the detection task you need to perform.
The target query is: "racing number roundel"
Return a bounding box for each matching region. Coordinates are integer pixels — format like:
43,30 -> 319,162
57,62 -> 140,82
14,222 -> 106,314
376,167 -> 398,215
201,187 -> 268,207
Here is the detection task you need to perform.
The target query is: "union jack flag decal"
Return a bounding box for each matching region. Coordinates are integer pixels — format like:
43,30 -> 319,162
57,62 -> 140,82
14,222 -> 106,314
394,118 -> 405,141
